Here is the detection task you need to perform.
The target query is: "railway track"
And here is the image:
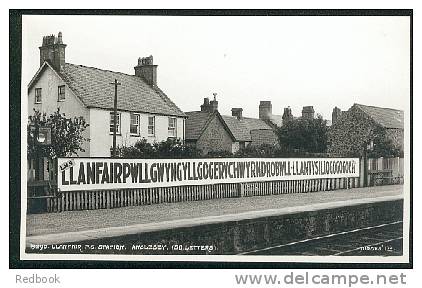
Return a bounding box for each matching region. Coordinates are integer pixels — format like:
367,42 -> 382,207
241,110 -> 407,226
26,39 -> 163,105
240,221 -> 403,256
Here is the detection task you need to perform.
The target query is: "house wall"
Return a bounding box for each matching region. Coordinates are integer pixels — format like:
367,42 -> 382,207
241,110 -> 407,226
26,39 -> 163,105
28,66 -> 90,156
250,129 -> 279,147
89,108 -> 185,157
327,105 -> 403,157
196,115 -> 234,155
384,128 -> 404,152
327,106 -> 375,157
231,142 -> 240,154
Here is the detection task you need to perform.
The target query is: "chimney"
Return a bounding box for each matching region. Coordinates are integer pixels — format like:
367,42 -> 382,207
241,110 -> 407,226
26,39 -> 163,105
200,94 -> 218,112
332,106 -> 342,124
200,97 -> 210,112
39,32 -> 67,71
209,93 -> 218,112
231,108 -> 243,120
259,101 -> 272,120
302,106 -> 315,120
282,106 -> 293,125
134,55 -> 157,87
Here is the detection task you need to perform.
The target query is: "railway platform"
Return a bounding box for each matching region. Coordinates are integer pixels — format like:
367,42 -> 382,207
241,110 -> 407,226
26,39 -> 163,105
26,185 -> 404,252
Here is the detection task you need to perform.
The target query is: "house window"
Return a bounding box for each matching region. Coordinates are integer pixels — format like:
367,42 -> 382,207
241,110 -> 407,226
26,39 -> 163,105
148,116 -> 155,136
109,112 -> 121,134
168,117 -> 177,137
35,88 -> 42,103
130,113 -> 140,136
58,85 -> 65,101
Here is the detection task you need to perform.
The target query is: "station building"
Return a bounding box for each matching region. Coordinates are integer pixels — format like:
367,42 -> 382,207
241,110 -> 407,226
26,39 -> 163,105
27,32 -> 186,157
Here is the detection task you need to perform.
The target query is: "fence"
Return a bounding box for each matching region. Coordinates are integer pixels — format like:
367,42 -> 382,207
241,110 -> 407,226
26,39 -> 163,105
29,157 -> 403,213
366,157 -> 404,186
42,177 -> 359,213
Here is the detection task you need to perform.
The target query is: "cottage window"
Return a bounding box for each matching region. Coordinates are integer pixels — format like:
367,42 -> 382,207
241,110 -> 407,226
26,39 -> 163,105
35,88 -> 42,103
168,117 -> 177,137
58,85 -> 65,101
130,113 -> 140,136
148,116 -> 155,136
110,112 -> 121,134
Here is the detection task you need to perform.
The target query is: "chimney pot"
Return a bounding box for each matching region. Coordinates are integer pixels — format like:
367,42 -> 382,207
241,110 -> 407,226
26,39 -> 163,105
231,108 -> 243,119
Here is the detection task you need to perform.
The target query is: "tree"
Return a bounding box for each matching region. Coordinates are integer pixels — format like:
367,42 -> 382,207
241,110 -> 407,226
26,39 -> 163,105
277,115 -> 328,154
27,109 -> 89,159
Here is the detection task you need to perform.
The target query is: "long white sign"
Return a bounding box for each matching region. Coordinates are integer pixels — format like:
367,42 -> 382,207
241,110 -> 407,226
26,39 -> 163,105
57,158 -> 360,192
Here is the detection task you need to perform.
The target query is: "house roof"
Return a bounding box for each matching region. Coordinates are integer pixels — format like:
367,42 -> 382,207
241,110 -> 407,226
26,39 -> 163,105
185,111 -> 216,140
354,103 -> 404,129
185,110 -> 274,142
29,62 -> 186,117
221,115 -> 273,142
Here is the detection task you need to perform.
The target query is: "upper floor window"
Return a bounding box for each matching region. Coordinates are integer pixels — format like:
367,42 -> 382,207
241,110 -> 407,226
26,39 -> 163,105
168,117 -> 177,137
148,116 -> 155,136
35,88 -> 42,103
130,113 -> 140,136
110,112 -> 121,134
58,85 -> 65,101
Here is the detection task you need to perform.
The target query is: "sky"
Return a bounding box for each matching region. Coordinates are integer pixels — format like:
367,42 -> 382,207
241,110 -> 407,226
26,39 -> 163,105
22,15 -> 410,120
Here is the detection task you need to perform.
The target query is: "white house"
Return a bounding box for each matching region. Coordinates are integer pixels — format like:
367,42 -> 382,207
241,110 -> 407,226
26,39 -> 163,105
28,32 -> 186,157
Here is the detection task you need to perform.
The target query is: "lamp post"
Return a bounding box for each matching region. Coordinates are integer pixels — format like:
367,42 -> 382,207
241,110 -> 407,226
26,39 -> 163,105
29,124 -> 51,180
110,79 -> 121,158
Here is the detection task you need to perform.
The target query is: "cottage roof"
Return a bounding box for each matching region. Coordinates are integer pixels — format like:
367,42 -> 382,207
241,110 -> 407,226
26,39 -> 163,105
185,110 -> 274,142
354,104 -> 404,129
185,111 -> 217,140
221,115 -> 273,142
29,62 -> 186,117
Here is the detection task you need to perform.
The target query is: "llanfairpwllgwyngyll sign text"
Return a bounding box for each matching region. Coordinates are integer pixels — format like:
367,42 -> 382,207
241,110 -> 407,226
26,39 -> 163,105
57,158 -> 360,191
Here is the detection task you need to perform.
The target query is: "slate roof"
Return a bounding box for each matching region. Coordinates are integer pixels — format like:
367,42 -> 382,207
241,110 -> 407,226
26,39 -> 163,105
221,115 -> 273,142
185,110 -> 274,142
354,104 -> 404,129
31,62 -> 186,117
185,111 -> 216,140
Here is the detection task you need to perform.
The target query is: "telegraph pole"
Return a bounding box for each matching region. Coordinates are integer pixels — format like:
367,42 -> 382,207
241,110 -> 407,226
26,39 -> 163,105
110,79 -> 121,158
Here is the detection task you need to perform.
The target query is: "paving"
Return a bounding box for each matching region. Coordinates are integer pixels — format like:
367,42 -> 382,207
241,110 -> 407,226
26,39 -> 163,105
26,184 -> 404,240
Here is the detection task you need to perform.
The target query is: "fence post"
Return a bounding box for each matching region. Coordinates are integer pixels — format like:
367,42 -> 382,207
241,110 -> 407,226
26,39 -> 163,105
237,183 -> 244,197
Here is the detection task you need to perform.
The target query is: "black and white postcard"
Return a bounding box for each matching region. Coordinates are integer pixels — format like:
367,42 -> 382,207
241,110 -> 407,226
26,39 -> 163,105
12,10 -> 412,266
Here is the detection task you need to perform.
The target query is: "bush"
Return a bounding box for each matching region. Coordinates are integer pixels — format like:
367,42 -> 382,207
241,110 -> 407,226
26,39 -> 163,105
116,138 -> 202,159
234,144 -> 281,158
205,150 -> 234,158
